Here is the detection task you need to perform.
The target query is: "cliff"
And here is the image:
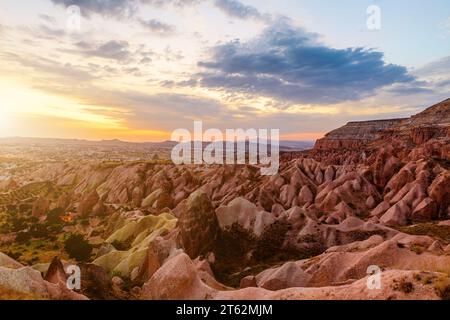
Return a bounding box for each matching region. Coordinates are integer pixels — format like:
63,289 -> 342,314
314,119 -> 407,150
314,98 -> 450,151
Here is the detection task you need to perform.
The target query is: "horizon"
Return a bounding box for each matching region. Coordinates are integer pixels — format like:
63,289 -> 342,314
1,96 -> 448,143
0,135 -> 316,144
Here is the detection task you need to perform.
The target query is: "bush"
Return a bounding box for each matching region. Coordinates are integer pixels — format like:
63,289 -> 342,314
28,223 -> 48,238
5,250 -> 21,261
10,215 -> 26,232
15,231 -> 31,244
64,234 -> 93,262
46,208 -> 64,225
111,240 -> 130,251
79,219 -> 90,226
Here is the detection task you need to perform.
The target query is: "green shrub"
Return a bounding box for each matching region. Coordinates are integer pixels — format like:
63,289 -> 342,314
64,233 -> 93,262
111,240 -> 130,251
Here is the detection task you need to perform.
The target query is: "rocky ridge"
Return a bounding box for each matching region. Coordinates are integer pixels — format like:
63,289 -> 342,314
313,98 -> 450,164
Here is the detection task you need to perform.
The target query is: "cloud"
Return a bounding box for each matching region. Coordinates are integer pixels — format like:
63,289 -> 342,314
413,56 -> 450,78
120,91 -> 415,135
436,78 -> 450,88
38,14 -> 57,24
136,47 -> 155,64
161,46 -> 184,61
75,89 -> 234,130
37,24 -> 66,38
160,79 -> 197,88
74,40 -> 131,61
213,0 -> 268,21
49,1 -> 181,37
410,56 -> 450,92
195,18 -> 415,105
127,92 -> 228,118
387,84 -> 434,96
140,0 -> 203,8
1,51 -> 96,86
50,0 -> 139,18
50,0 -> 202,18
139,19 -> 176,35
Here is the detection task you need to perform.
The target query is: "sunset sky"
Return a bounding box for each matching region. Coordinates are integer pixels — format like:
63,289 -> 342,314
0,0 -> 449,141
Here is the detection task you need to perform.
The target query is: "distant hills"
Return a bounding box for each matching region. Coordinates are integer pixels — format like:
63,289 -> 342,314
0,137 -> 315,151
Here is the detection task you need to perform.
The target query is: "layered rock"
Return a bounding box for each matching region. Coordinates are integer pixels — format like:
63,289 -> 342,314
315,118 -> 407,151
313,98 -> 450,164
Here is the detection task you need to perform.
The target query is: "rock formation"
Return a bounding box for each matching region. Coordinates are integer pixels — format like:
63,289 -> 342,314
0,98 -> 449,300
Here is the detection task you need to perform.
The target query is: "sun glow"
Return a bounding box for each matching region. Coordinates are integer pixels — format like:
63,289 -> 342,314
0,79 -> 127,137
0,107 -> 14,137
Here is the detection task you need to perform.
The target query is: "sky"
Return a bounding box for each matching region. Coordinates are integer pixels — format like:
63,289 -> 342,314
0,0 -> 449,142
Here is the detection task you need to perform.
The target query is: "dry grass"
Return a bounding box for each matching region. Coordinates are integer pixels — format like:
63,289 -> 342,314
0,286 -> 45,300
398,223 -> 450,244
0,236 -> 68,265
433,276 -> 450,300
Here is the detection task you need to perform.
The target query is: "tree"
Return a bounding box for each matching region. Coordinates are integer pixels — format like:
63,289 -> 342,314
47,208 -> 64,225
64,234 -> 93,262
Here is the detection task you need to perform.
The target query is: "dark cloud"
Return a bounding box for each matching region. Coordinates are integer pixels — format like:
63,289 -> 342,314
196,19 -> 415,104
139,19 -> 176,35
213,0 -> 268,21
